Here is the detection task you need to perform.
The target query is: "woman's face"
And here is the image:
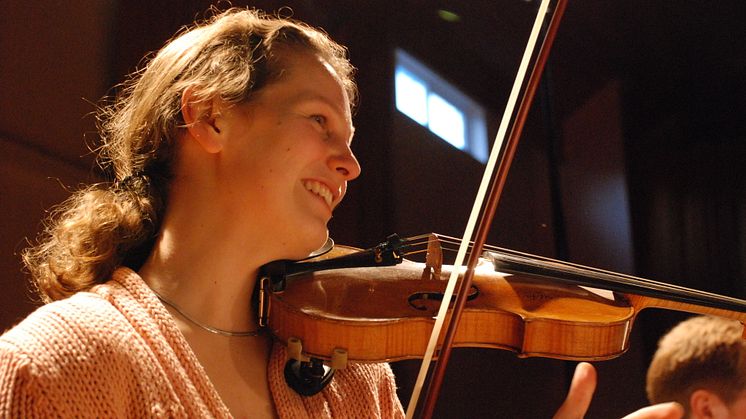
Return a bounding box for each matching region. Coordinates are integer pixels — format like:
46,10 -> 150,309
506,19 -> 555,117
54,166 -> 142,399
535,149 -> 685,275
213,50 -> 360,260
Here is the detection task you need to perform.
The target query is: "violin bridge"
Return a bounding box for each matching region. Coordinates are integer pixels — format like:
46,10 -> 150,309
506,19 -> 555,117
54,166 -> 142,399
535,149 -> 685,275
422,233 -> 443,280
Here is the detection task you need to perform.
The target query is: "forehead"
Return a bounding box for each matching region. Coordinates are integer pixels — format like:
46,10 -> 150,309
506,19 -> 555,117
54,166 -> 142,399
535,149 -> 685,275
275,51 -> 352,117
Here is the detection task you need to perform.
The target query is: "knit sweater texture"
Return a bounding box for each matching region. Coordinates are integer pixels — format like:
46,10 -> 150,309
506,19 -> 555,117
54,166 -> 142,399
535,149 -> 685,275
0,267 -> 404,418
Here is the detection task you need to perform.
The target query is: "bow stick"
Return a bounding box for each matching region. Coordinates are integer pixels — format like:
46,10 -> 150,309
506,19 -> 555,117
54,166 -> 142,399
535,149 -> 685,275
405,0 -> 569,417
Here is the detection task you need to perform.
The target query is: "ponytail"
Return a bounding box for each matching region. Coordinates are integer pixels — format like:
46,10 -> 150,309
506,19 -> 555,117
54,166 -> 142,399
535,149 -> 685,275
22,177 -> 159,302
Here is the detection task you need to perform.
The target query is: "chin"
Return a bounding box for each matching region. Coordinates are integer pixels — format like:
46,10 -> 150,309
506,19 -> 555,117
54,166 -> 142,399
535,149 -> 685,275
286,230 -> 330,261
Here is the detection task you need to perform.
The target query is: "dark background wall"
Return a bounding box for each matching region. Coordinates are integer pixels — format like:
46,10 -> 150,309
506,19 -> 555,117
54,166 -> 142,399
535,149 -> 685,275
2,1 -> 745,417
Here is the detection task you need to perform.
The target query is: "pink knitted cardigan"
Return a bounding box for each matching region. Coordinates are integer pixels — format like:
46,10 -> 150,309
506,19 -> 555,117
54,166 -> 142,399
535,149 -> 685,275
0,267 -> 404,418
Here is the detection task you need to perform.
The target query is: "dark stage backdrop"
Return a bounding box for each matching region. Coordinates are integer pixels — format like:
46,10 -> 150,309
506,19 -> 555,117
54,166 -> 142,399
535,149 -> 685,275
2,1 -> 744,417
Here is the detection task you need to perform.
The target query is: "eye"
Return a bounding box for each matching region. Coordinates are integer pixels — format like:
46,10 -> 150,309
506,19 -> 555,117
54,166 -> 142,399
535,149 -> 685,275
310,114 -> 327,126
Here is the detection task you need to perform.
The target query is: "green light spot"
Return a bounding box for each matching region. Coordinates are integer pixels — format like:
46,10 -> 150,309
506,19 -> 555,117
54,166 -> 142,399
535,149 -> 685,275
437,9 -> 461,23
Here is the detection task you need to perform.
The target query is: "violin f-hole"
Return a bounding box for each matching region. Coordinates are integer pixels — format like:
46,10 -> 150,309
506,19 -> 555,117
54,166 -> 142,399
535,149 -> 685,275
407,286 -> 480,311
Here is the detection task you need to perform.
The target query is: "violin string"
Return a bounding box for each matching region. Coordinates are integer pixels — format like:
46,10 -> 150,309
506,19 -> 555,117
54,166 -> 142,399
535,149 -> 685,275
411,233 -> 644,283
435,236 -> 684,291
402,249 -> 430,257
399,234 -> 746,306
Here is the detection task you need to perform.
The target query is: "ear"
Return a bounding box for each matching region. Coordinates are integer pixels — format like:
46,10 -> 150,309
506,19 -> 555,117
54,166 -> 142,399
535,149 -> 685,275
180,87 -> 224,154
690,389 -> 728,419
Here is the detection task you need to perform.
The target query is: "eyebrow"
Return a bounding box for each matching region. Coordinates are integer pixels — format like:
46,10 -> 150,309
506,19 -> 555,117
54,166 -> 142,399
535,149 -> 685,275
297,94 -> 356,139
297,93 -> 349,117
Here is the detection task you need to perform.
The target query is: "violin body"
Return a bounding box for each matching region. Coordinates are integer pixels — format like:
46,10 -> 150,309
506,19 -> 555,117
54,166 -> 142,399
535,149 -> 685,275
267,249 -> 636,364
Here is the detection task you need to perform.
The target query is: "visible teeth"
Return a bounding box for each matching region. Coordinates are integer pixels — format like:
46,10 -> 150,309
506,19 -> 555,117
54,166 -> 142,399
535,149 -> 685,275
304,181 -> 333,207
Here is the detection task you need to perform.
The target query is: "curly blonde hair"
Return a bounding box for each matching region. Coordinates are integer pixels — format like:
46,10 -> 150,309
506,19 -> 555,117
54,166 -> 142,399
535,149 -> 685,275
22,7 -> 356,302
646,315 -> 746,414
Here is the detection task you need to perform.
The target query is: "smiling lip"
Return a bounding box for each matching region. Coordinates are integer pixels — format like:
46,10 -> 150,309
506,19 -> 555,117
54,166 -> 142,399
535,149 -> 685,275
303,180 -> 335,209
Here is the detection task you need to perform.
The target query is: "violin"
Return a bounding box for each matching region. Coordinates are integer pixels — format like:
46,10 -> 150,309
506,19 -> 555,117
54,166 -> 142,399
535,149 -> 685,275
258,233 -> 746,392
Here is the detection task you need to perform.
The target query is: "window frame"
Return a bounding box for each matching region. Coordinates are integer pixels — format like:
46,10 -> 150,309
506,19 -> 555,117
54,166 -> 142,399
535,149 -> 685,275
394,48 -> 489,163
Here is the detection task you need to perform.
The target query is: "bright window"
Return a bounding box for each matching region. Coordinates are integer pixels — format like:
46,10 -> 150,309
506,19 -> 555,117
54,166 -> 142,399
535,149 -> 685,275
395,70 -> 428,125
394,49 -> 488,163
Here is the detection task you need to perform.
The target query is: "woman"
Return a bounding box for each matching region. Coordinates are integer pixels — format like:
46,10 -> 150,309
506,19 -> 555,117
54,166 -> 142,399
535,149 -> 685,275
0,7 -> 682,419
0,8 -> 398,418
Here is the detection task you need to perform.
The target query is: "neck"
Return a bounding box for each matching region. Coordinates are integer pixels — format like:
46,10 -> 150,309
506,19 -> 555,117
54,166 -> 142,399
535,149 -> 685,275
138,150 -> 311,337
139,215 -> 269,334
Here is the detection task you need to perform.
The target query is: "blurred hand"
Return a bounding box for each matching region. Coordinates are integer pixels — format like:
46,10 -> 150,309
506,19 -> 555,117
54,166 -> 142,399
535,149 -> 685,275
552,362 -> 684,419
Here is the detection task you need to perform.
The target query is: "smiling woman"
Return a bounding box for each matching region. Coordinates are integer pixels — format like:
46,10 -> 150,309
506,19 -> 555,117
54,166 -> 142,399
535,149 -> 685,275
0,8 -> 392,418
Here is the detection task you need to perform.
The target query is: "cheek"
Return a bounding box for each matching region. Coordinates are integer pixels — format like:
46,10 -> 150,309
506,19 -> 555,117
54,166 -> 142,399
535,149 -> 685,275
333,183 -> 348,209
729,396 -> 746,418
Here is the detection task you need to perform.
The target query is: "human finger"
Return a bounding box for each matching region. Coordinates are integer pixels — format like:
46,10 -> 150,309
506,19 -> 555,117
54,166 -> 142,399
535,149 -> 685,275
552,362 -> 597,419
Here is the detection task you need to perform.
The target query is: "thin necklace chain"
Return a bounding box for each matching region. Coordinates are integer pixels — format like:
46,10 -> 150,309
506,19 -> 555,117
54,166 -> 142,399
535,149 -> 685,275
152,290 -> 260,337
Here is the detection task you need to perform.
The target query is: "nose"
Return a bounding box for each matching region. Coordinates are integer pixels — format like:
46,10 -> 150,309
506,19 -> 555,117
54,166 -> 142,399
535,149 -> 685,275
330,144 -> 361,181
